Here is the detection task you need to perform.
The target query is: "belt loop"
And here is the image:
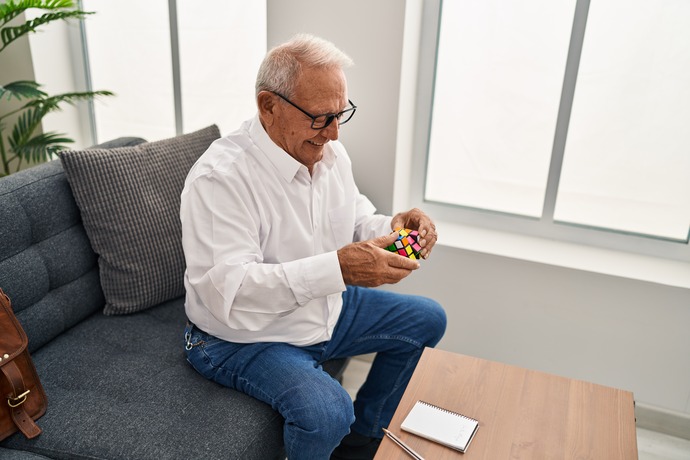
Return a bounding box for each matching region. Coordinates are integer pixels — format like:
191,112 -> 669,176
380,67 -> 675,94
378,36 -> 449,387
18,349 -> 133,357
184,322 -> 194,350
184,322 -> 204,350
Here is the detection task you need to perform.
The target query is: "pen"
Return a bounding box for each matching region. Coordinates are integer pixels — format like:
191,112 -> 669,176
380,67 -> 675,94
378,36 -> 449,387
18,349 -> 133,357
382,428 -> 425,460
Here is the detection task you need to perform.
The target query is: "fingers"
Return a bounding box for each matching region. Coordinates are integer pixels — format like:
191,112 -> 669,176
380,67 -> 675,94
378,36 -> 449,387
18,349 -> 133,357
418,223 -> 437,259
391,208 -> 438,259
378,251 -> 419,285
385,249 -> 420,271
374,232 -> 400,249
375,232 -> 423,267
337,238 -> 420,287
376,234 -> 420,273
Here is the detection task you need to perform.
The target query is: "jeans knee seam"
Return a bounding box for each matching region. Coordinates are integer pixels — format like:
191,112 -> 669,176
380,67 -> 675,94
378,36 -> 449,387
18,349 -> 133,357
354,334 -> 423,349
369,352 -> 418,436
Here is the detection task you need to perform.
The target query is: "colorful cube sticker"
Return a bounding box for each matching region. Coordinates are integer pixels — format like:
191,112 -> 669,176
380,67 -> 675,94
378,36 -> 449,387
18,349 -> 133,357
386,228 -> 422,259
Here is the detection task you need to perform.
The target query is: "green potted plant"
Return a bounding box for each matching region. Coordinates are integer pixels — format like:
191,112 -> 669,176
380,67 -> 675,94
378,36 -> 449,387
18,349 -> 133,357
0,0 -> 112,176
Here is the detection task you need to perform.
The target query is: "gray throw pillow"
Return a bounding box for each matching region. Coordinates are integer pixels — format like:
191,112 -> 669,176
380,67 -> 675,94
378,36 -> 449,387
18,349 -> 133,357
59,125 -> 220,315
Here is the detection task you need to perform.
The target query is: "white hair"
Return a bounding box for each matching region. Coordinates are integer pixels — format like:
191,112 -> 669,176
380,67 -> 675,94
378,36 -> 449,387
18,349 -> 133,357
255,33 -> 354,97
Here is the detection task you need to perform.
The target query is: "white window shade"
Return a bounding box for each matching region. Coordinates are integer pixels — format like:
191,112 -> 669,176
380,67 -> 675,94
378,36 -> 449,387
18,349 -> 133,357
425,0 -> 576,217
555,0 -> 690,241
83,0 -> 176,142
82,0 -> 266,142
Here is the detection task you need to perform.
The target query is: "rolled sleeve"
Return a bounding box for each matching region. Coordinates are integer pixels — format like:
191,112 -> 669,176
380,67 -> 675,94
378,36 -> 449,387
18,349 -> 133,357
283,251 -> 346,305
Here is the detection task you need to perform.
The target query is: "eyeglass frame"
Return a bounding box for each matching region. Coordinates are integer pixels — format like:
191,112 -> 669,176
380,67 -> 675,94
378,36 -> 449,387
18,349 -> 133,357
270,91 -> 357,130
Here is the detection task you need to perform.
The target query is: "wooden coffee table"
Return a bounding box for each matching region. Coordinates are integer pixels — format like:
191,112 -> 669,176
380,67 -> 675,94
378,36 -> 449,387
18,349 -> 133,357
375,348 -> 637,459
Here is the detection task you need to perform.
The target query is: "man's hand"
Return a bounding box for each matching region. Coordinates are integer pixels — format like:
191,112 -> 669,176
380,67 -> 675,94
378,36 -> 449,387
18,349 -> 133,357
391,208 -> 438,259
337,233 -> 420,287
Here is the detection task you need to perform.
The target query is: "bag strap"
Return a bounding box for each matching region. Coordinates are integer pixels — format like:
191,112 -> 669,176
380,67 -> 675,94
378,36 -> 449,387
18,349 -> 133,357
0,289 -> 43,439
1,360 -> 42,439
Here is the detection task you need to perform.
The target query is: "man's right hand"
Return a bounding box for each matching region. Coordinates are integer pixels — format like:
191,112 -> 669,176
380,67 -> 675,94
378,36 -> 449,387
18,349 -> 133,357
337,233 -> 421,287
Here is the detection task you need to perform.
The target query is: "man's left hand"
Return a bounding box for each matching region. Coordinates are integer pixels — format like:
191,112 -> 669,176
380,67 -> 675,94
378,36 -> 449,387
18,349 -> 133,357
390,208 -> 437,259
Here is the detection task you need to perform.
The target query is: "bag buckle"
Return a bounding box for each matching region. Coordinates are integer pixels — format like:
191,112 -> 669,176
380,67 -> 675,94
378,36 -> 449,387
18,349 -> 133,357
8,389 -> 30,408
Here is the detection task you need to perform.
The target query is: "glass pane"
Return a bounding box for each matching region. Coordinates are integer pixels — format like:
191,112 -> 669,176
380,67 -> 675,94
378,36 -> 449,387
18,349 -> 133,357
83,0 -> 176,142
425,0 -> 576,217
178,0 -> 266,135
555,0 -> 690,241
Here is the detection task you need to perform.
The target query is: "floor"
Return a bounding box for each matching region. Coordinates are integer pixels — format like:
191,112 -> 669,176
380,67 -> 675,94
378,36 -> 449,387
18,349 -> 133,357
341,357 -> 690,459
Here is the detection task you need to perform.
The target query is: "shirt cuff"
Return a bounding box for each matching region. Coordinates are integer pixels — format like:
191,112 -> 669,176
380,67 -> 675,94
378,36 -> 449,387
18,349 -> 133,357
356,214 -> 394,241
283,251 -> 346,306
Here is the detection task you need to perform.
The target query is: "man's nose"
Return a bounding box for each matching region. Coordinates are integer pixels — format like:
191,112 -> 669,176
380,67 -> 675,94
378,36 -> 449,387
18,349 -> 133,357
320,120 -> 339,141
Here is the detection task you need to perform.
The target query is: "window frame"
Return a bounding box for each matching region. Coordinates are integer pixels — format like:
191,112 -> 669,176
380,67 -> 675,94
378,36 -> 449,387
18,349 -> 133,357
408,0 -> 689,263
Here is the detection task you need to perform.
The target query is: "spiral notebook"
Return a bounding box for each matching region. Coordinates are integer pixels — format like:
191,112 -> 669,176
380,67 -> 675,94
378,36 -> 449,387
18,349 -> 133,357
401,400 -> 479,453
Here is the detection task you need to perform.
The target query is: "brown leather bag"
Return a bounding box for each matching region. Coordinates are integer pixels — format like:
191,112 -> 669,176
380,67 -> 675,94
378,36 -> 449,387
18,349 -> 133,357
0,288 -> 47,440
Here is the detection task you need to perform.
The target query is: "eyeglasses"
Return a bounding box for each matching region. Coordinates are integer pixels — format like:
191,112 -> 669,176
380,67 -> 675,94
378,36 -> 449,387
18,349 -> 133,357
271,91 -> 357,130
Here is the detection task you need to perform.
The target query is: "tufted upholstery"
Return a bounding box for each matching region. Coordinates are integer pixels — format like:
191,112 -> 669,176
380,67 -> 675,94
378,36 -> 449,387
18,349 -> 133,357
0,159 -> 103,352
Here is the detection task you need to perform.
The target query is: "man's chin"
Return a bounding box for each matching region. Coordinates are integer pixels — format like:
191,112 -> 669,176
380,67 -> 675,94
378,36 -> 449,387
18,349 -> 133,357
304,143 -> 325,159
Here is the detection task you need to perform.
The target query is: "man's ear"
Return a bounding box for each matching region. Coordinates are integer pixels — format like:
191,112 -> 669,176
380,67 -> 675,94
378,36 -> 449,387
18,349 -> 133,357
257,91 -> 276,126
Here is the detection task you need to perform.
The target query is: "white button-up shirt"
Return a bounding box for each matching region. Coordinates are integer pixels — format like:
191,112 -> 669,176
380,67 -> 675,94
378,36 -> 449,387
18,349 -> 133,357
180,116 -> 391,346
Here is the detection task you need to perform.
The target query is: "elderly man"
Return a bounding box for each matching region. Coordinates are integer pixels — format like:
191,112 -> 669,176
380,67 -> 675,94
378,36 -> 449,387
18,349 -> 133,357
180,34 -> 446,459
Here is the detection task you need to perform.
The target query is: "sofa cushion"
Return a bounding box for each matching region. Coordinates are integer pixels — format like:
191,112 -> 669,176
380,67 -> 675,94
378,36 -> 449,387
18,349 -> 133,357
0,159 -> 103,352
58,125 -> 220,315
0,299 -> 286,460
0,448 -> 53,459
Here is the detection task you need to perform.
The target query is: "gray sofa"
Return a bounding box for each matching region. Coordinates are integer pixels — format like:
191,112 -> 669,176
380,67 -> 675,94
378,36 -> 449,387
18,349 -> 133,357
0,126 -> 348,459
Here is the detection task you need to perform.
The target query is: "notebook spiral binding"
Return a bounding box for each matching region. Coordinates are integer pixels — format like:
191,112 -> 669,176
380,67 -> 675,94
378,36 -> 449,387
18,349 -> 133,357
418,400 -> 477,422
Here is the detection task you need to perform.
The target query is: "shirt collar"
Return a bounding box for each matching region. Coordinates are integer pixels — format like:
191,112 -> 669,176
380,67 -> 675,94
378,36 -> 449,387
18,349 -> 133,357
249,114 -> 337,182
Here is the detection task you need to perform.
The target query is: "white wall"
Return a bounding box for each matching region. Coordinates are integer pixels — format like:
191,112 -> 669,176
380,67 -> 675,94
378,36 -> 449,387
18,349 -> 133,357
267,0 -> 404,216
267,0 -> 690,421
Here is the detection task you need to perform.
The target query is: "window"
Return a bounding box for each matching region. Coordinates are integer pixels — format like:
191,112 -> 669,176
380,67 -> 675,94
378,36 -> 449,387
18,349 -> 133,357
413,0 -> 690,261
81,0 -> 266,142
426,0 -> 574,218
554,0 -> 690,242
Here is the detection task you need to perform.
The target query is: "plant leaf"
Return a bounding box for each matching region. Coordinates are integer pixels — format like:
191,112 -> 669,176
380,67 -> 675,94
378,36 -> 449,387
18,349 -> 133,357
4,90 -> 114,166
1,9 -> 92,51
0,80 -> 46,101
7,105 -> 73,163
23,90 -> 114,112
0,0 -> 76,27
11,131 -> 73,164
0,0 -> 109,174
8,105 -> 47,150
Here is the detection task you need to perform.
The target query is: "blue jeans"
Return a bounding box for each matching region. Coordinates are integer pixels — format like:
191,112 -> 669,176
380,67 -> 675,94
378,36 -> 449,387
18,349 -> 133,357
184,286 -> 446,460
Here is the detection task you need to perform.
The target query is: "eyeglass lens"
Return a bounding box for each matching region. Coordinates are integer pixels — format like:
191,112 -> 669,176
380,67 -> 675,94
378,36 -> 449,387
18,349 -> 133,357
312,106 -> 356,129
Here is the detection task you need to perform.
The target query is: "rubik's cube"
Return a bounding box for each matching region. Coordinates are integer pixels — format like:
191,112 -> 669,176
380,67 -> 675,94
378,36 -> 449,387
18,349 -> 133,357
387,228 -> 422,259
